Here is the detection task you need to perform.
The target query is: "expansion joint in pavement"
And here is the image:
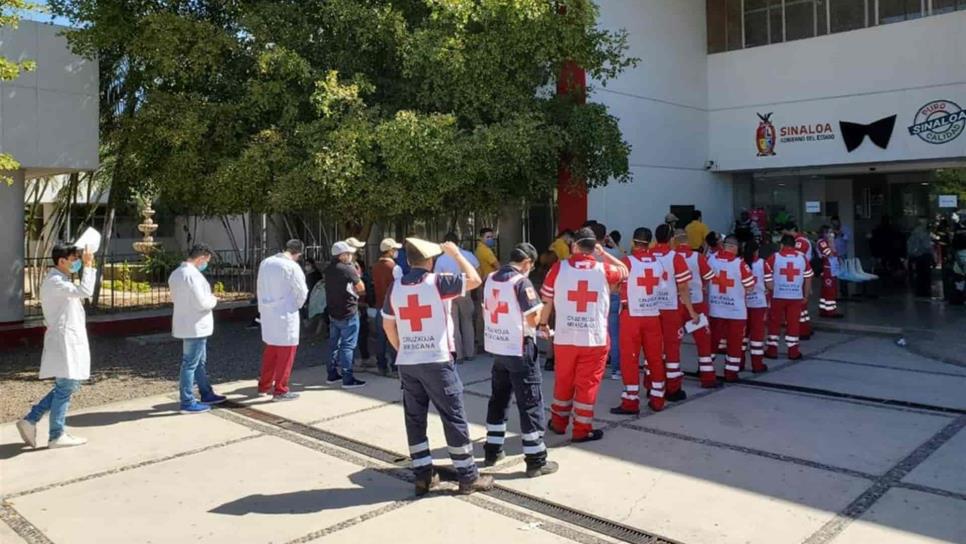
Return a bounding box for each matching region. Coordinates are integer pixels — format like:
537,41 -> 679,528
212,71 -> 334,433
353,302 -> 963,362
802,415 -> 966,544
214,401 -> 682,544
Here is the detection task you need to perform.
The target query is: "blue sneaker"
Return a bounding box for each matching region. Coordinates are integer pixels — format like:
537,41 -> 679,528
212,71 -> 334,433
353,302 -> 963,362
180,402 -> 212,415
201,393 -> 227,405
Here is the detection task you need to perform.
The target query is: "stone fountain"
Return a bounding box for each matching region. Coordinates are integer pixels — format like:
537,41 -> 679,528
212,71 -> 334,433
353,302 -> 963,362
132,204 -> 160,255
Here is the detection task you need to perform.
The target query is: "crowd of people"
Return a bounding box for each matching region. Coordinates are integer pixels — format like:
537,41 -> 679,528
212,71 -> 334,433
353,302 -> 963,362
13,213 -> 847,498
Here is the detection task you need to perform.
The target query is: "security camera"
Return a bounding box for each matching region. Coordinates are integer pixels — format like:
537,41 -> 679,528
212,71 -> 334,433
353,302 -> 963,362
704,160 -> 716,170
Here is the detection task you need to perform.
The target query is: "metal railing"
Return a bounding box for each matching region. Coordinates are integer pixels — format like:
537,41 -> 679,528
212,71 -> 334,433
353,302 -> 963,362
22,248 -> 299,318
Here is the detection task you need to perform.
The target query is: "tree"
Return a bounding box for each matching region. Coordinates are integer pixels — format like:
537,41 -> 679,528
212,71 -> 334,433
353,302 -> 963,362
49,0 -> 637,225
0,0 -> 37,184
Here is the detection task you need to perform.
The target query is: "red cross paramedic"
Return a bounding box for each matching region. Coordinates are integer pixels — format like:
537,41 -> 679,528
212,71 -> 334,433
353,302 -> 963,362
538,227 -> 628,442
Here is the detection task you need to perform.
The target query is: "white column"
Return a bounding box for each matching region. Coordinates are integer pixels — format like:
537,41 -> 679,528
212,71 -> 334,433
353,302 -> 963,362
0,170 -> 26,323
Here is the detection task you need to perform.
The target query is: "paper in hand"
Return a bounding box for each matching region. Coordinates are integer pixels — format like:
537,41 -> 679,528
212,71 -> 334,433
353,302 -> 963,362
684,313 -> 708,334
74,227 -> 102,253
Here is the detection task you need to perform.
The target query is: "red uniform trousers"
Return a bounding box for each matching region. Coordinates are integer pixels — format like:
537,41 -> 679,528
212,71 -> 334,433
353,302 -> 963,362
819,267 -> 840,317
711,318 -> 746,381
659,309 -> 685,394
713,316 -> 727,354
689,302 -> 716,387
767,299 -> 803,359
259,344 -> 298,395
618,311 -> 665,412
745,307 -> 768,372
550,344 -> 608,440
799,290 -> 813,337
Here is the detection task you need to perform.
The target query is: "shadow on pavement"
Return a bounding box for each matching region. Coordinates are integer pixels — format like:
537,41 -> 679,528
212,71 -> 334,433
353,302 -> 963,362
208,469 -> 411,515
65,402 -> 182,427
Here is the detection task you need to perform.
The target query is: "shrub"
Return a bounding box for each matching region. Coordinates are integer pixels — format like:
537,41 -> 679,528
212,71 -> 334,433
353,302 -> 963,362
142,249 -> 182,279
102,279 -> 151,293
213,281 -> 225,294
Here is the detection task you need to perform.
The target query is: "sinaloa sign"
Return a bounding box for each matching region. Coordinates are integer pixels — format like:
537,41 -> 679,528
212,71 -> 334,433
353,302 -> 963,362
908,100 -> 966,144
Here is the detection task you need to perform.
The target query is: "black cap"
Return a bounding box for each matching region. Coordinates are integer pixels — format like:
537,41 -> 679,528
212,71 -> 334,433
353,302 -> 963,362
510,242 -> 538,263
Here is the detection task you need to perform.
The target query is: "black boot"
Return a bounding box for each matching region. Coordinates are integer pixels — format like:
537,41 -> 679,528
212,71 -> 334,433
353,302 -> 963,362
483,450 -> 506,467
414,470 -> 440,497
665,389 -> 688,402
526,460 -> 560,478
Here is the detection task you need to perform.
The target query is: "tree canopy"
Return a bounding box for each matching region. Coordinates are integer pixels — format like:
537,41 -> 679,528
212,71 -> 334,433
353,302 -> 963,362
48,0 -> 637,221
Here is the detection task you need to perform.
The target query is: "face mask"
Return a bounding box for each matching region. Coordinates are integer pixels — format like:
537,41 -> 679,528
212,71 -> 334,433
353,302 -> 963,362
197,261 -> 208,273
485,238 -> 495,248
69,260 -> 82,274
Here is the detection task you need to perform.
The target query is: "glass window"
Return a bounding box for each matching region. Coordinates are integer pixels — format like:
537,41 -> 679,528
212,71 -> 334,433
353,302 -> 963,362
769,0 -> 785,43
933,0 -> 966,13
745,0 -> 785,47
785,0 -> 822,41
744,0 -> 770,47
707,0 -> 728,53
726,0 -> 743,50
829,0 -> 866,33
879,0 -> 924,24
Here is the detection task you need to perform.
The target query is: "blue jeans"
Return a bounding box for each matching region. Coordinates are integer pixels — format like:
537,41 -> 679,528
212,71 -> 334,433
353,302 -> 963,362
25,378 -> 82,440
180,338 -> 215,407
608,292 -> 621,373
374,313 -> 397,371
328,314 -> 359,383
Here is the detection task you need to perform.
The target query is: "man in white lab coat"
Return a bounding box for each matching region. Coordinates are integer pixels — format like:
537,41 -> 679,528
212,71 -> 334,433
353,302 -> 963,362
169,243 -> 226,414
257,239 -> 309,401
16,244 -> 96,449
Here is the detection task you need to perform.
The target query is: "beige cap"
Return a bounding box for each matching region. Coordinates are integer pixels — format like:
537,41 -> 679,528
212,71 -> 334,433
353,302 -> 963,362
379,238 -> 403,252
664,212 -> 679,223
404,237 -> 443,261
331,241 -> 356,256
345,237 -> 366,249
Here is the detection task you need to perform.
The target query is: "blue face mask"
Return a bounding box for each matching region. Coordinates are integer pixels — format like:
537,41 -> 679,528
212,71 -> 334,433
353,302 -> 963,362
197,261 -> 208,273
69,260 -> 82,274
485,238 -> 495,248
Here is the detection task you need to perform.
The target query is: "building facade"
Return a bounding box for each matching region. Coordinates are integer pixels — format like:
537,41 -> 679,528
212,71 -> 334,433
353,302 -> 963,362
0,21 -> 99,323
582,0 -> 965,259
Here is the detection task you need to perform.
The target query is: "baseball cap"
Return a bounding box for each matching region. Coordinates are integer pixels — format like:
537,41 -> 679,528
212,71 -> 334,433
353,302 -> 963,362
405,237 -> 443,260
345,237 -> 366,249
331,241 -> 357,256
379,238 -> 403,252
665,212 -> 679,223
510,242 -> 538,263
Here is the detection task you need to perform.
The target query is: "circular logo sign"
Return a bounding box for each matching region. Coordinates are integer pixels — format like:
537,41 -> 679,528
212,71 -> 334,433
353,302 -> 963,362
907,100 -> 966,145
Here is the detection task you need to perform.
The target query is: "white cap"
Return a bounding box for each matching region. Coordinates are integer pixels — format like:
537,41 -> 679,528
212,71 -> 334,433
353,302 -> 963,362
380,238 -> 403,252
345,237 -> 366,249
331,241 -> 357,256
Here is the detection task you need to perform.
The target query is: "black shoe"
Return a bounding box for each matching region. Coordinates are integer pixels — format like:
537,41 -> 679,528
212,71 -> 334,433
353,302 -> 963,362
572,429 -> 604,443
609,405 -> 640,415
665,390 -> 688,402
526,460 -> 559,478
414,471 -> 440,497
458,474 -> 495,495
543,358 -> 555,371
483,451 -> 506,467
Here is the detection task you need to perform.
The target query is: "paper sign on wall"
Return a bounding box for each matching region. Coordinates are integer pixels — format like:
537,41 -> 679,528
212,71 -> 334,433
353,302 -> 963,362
805,201 -> 822,213
939,195 -> 958,208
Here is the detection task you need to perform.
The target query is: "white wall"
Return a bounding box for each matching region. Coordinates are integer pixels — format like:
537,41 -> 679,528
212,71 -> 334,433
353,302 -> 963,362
0,21 -> 99,174
708,11 -> 966,171
589,0 -> 735,239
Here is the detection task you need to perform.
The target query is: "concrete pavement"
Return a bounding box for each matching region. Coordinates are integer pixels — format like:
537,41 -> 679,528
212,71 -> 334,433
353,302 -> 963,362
2,330 -> 965,544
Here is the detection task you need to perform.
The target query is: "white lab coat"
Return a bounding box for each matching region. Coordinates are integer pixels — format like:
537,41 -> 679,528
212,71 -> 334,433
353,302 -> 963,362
257,253 -> 308,346
169,262 -> 218,339
39,267 -> 96,380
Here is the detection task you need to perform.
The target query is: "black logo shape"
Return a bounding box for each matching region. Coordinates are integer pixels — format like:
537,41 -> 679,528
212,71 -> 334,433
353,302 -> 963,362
839,115 -> 897,152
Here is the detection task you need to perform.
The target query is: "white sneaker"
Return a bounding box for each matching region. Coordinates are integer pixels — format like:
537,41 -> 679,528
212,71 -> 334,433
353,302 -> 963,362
608,371 -> 622,381
48,433 -> 88,449
16,419 -> 37,448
